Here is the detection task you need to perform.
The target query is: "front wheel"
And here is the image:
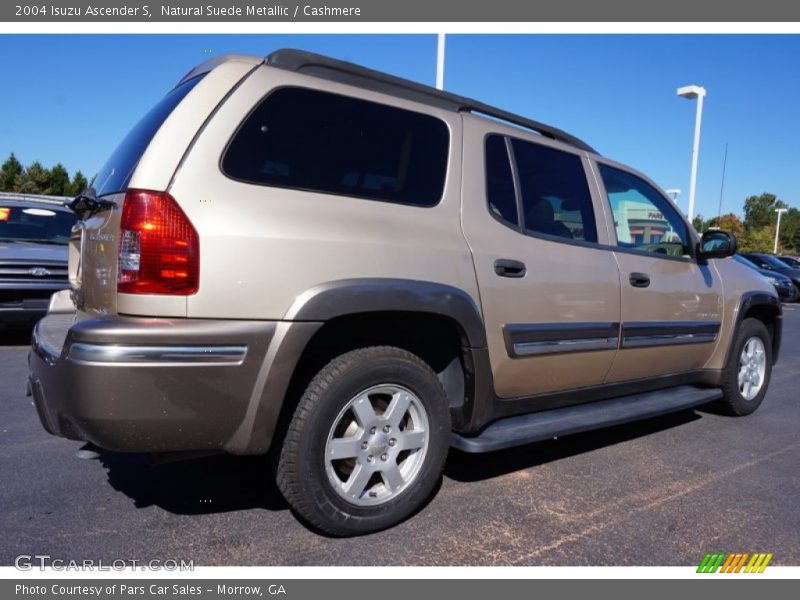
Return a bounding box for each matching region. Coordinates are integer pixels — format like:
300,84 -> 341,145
276,346 -> 451,536
719,318 -> 772,416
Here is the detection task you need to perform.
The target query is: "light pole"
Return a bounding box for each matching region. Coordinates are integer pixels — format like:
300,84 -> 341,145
774,208 -> 788,254
436,34 -> 446,90
677,85 -> 707,222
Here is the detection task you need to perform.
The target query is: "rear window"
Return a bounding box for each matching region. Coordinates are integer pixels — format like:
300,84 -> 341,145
222,87 -> 450,207
0,205 -> 76,245
92,75 -> 204,197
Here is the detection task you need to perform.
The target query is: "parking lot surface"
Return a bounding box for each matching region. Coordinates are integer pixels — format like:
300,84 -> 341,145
1,307 -> 798,566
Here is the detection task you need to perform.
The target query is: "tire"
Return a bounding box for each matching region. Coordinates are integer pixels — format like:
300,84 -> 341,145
276,346 -> 451,536
718,318 -> 772,416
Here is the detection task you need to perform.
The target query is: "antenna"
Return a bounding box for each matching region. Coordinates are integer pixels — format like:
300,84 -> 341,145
716,142 -> 728,221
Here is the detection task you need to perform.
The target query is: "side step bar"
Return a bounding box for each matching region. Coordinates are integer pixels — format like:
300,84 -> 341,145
451,385 -> 722,453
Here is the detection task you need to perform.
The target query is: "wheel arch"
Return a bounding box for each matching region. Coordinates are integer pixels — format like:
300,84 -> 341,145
737,291 -> 782,364
226,279 -> 493,455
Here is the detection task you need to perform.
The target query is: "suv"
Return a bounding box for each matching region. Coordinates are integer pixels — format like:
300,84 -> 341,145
1,195 -> 75,328
29,50 -> 781,536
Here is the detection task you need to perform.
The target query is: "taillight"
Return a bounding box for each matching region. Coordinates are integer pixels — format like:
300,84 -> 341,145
117,190 -> 199,295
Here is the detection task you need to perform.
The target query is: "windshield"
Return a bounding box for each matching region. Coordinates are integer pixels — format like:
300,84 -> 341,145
758,254 -> 792,270
0,205 -> 77,245
92,75 -> 204,197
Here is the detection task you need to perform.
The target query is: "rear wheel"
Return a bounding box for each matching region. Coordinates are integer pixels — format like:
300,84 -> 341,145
719,318 -> 772,416
276,346 -> 451,536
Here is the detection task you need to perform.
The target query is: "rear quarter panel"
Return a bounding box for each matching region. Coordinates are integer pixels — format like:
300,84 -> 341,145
166,66 -> 480,321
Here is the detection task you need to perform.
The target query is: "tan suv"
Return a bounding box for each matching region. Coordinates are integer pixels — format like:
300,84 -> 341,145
29,50 -> 782,536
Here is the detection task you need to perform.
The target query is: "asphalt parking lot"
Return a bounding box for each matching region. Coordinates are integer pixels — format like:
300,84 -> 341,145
1,307 -> 798,567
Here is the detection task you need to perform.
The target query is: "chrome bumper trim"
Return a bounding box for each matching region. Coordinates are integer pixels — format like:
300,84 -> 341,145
67,343 -> 248,366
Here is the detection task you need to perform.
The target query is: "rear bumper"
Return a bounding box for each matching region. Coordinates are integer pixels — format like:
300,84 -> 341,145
29,311 -> 320,455
0,282 -> 68,324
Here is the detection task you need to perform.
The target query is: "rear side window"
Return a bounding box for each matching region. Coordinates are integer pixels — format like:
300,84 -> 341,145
222,87 -> 450,207
485,135 -> 518,226
92,75 -> 205,197
511,139 -> 597,243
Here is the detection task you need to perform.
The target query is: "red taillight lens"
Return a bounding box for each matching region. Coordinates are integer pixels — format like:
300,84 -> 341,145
117,190 -> 199,295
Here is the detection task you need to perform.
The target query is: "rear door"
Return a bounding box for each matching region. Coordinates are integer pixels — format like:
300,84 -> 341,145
461,116 -> 622,399
590,159 -> 723,382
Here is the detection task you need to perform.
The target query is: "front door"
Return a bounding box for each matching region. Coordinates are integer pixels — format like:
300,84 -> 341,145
591,160 -> 723,382
461,117 -> 621,399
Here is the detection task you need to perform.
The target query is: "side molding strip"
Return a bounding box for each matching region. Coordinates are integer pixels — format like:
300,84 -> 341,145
621,321 -> 720,349
503,322 -> 620,358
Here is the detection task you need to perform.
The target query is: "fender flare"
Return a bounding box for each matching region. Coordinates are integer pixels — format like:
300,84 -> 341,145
730,291 -> 782,365
284,278 -> 488,348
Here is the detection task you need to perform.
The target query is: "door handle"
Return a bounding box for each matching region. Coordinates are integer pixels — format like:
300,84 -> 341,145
629,272 -> 651,288
494,259 -> 527,278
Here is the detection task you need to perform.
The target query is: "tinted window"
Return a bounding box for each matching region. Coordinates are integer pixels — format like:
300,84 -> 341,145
485,135 -> 518,226
0,205 -> 76,245
598,164 -> 690,257
512,139 -> 597,243
745,254 -> 788,270
93,76 -> 204,197
223,88 -> 450,207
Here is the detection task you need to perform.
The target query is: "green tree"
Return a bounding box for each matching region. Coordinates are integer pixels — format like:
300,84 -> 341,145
14,161 -> 53,194
777,207 -> 800,253
692,214 -> 707,233
740,226 -> 775,253
743,193 -> 787,231
65,170 -> 88,196
0,153 -> 23,191
49,163 -> 70,196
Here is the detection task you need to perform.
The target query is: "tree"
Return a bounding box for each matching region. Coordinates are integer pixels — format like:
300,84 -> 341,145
743,193 -> 787,231
709,213 -> 745,237
49,163 -> 70,196
14,161 -> 53,195
65,171 -> 88,196
777,207 -> 800,253
0,153 -> 23,191
692,214 -> 706,233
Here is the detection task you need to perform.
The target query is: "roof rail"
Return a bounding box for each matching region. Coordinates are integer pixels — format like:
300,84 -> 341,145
265,49 -> 598,154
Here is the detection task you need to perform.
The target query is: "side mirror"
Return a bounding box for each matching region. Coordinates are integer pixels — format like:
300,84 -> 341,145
698,230 -> 737,260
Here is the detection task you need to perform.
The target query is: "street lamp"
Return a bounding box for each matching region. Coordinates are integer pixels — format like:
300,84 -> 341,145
436,34 -> 446,90
774,208 -> 789,254
677,85 -> 707,222
665,189 -> 681,203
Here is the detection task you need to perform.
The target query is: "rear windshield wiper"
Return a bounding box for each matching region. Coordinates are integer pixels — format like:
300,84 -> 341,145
68,188 -> 115,220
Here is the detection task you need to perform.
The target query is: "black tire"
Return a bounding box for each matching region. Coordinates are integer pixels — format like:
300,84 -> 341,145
276,346 -> 451,536
718,318 -> 772,416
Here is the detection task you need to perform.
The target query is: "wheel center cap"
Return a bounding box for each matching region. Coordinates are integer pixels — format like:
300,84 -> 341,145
369,432 -> 389,454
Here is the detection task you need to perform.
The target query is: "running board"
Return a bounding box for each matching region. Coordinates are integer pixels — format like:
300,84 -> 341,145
451,385 -> 722,453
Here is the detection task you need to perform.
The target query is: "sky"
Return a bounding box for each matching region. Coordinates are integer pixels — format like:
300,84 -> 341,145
0,34 -> 798,219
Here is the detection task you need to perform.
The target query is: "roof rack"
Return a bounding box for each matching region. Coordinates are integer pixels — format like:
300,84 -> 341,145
265,49 -> 598,155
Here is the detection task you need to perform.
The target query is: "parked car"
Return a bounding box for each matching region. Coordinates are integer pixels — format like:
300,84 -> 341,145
29,50 -> 781,536
0,196 -> 75,329
740,252 -> 800,297
733,254 -> 796,302
776,255 -> 800,269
